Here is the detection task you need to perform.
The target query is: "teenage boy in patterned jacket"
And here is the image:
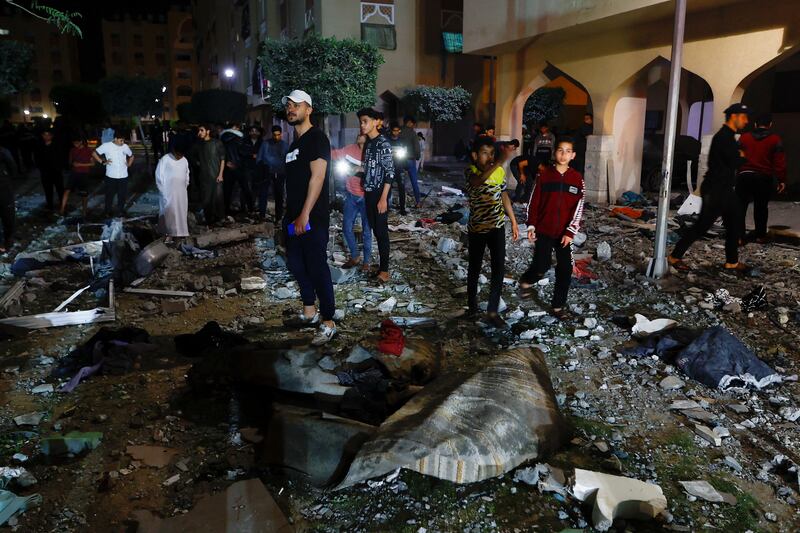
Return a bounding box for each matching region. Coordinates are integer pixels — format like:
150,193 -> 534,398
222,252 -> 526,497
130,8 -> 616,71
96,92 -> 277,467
464,136 -> 519,328
519,137 -> 584,320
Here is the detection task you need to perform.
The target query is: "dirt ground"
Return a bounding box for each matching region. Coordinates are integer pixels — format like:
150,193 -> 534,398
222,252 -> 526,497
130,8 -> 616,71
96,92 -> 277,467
1,153 -> 799,532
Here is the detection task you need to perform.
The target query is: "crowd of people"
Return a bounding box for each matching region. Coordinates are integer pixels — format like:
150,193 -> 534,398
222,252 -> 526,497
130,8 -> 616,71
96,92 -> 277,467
0,95 -> 788,345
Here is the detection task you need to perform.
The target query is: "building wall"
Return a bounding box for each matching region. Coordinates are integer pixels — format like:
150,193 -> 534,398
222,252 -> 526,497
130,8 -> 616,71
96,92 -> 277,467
0,5 -> 80,122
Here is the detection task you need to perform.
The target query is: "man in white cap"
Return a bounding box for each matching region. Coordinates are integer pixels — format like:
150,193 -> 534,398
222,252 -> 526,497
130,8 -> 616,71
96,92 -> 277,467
280,89 -> 337,345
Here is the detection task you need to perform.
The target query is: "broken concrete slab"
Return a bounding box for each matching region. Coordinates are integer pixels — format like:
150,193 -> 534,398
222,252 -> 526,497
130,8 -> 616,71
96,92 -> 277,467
161,299 -> 189,314
659,376 -> 685,390
13,412 -> 45,426
194,223 -> 272,249
241,276 -> 267,291
679,480 -> 737,505
260,405 -> 377,487
572,468 -> 668,531
123,288 -> 195,297
126,445 -> 178,468
337,348 -> 564,488
132,478 -> 293,533
694,424 -> 722,446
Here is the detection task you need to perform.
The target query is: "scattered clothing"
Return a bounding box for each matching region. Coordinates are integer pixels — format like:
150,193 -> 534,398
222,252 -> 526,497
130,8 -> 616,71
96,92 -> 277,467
377,319 -> 405,356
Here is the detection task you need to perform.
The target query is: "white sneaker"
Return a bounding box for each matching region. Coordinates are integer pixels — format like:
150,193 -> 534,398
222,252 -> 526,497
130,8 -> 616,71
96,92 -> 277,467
283,312 -> 320,328
311,323 -> 337,346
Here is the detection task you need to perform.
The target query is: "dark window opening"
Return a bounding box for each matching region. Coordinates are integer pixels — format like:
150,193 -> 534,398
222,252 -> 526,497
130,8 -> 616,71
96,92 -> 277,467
361,23 -> 396,50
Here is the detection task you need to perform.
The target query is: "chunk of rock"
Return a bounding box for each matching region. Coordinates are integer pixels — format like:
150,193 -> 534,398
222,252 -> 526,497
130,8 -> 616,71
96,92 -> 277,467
337,348 -> 565,488
596,241 -> 612,261
240,276 -> 267,291
679,480 -> 736,505
572,469 -> 667,531
378,297 -> 397,313
162,299 -> 189,314
694,424 -> 721,446
133,479 -> 292,532
659,376 -> 685,390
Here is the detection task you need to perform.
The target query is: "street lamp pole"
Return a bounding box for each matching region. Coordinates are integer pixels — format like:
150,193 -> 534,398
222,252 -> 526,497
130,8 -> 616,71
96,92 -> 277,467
224,68 -> 235,91
647,0 -> 687,278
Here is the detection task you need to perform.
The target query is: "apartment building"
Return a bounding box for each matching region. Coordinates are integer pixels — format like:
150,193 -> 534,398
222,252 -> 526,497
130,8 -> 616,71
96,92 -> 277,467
0,4 -> 81,122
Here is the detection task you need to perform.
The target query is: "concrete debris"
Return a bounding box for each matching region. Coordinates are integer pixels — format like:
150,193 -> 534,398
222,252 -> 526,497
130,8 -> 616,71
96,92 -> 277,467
274,287 -> 297,300
436,237 -> 458,253
669,400 -> 702,410
134,478 -> 292,532
337,348 -> 564,488
261,405 -> 376,487
240,276 -> 267,291
161,299 -> 189,314
596,241 -> 612,261
631,314 -> 677,337
13,412 -> 46,426
378,297 -> 397,313
779,406 -> 800,422
572,468 -> 668,531
694,424 -> 722,446
659,376 -> 685,390
679,480 -> 737,505
0,467 -> 38,488
513,463 -> 567,495
329,265 -> 358,285
31,383 -> 54,394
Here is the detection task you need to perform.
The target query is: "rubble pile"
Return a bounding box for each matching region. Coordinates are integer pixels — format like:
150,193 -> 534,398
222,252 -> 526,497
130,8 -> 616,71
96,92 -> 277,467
0,174 -> 798,532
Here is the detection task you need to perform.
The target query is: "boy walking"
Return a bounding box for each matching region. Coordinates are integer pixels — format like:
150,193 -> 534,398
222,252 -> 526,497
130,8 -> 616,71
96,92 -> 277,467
520,138 -> 584,320
465,136 -> 519,327
357,108 -> 394,283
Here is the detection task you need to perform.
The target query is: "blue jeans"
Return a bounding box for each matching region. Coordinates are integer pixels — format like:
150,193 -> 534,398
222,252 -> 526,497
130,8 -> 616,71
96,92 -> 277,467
406,160 -> 421,204
343,191 -> 372,263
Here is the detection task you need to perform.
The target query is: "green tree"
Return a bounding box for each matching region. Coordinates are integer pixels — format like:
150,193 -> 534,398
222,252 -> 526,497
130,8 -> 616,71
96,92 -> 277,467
175,102 -> 195,123
401,85 -> 472,123
523,86 -> 565,126
0,40 -> 34,96
5,1 -> 83,37
50,83 -> 105,124
98,76 -> 164,167
259,34 -> 384,116
188,90 -> 246,124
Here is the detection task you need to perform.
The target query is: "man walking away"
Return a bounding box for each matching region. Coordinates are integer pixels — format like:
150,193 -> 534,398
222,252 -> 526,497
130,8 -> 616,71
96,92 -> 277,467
737,113 -> 786,243
332,133 -> 371,272
241,125 -> 263,218
669,104 -> 749,271
401,116 -> 422,206
256,125 -> 288,221
357,108 -> 394,284
191,125 -> 225,226
281,90 -> 337,346
465,136 -> 519,328
220,122 -> 253,215
61,136 -> 94,217
0,146 -> 17,253
93,130 -> 133,218
151,119 -> 165,160
34,130 -> 65,211
388,123 -> 408,215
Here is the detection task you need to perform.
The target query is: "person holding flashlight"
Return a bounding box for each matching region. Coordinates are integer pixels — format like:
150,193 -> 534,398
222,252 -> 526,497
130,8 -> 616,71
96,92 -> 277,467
357,108 -> 394,284
389,123 -> 409,215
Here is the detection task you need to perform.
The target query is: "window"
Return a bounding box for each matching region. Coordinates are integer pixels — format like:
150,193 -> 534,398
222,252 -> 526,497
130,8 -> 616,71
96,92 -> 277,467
111,33 -> 121,47
156,53 -> 166,66
156,35 -> 165,48
53,70 -> 64,83
360,2 -> 394,25
50,50 -> 61,63
133,34 -> 143,47
176,69 -> 191,80
361,24 -> 396,50
176,85 -> 192,97
111,52 -> 122,64
442,32 -> 463,53
175,52 -> 191,62
134,52 -> 144,66
304,0 -> 314,30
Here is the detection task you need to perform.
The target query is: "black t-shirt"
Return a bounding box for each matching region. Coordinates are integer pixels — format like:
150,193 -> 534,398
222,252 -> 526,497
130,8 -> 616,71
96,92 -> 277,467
284,127 -> 331,227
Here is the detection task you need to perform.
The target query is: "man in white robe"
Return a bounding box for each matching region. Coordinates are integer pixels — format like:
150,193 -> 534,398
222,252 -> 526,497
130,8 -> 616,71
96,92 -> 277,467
155,147 -> 190,241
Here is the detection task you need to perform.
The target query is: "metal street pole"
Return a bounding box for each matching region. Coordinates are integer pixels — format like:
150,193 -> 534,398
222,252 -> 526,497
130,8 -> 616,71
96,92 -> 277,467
648,0 -> 687,278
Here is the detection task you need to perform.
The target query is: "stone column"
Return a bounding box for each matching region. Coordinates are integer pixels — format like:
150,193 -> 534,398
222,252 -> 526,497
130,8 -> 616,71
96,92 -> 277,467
583,134 -> 614,204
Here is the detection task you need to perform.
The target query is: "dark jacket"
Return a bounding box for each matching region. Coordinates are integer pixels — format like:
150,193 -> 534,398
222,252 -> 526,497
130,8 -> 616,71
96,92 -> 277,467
220,129 -> 244,168
362,134 -> 395,192
703,125 -> 745,192
526,165 -> 585,239
739,129 -> 786,183
240,137 -> 262,173
0,146 -> 17,203
256,138 -> 288,174
400,126 -> 420,160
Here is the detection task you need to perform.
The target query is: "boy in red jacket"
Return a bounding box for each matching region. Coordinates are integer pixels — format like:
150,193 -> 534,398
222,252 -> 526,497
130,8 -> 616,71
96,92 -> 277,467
519,138 -> 584,319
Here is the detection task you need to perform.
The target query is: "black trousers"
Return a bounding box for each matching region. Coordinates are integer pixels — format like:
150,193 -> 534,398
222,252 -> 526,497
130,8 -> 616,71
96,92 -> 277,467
223,167 -> 254,214
258,172 -> 285,221
285,223 -> 335,321
672,185 -> 741,264
736,171 -> 773,238
104,177 -> 128,216
365,189 -> 390,272
521,235 -> 573,309
0,197 -> 15,248
41,169 -> 64,209
467,228 -> 505,313
392,166 -> 407,213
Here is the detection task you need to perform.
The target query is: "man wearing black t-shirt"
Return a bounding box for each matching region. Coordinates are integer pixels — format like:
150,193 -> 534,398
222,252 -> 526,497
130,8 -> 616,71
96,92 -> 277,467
281,90 -> 337,346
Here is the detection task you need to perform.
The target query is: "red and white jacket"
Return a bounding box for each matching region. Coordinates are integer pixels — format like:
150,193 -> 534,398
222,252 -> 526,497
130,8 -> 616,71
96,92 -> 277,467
526,165 -> 585,239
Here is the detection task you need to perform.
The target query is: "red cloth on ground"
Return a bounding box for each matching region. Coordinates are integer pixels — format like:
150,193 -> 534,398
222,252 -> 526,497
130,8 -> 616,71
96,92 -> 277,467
573,258 -> 598,282
377,319 -> 405,356
611,206 -> 644,219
